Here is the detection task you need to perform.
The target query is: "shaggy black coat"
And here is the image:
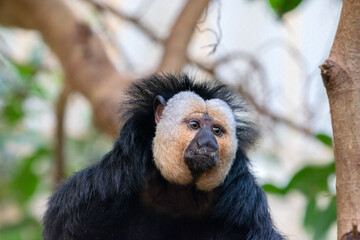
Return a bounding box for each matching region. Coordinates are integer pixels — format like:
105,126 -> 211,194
43,74 -> 283,240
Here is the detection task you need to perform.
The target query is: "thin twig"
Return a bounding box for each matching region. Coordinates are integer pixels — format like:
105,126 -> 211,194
80,0 -> 313,137
353,219 -> 359,240
81,0 -> 163,43
190,56 -> 313,136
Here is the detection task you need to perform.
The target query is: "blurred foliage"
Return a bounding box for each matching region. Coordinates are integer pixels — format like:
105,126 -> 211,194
0,48 -> 49,240
0,45 -> 112,240
268,0 -> 304,18
263,133 -> 336,240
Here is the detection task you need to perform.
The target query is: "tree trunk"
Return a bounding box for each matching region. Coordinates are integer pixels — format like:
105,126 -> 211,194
320,0 -> 360,239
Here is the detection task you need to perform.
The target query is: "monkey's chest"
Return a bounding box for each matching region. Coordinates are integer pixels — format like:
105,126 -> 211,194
116,200 -> 241,240
139,169 -> 218,216
108,172 -> 243,239
140,182 -> 217,217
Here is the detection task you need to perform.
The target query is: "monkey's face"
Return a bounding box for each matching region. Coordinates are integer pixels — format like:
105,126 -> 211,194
152,91 -> 238,191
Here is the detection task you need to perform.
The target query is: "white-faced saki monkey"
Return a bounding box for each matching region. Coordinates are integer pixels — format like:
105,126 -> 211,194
43,74 -> 283,240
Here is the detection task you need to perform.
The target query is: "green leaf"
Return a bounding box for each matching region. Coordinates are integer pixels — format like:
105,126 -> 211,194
316,133 -> 333,148
12,62 -> 37,80
304,197 -> 317,229
268,0 -> 303,18
266,162 -> 336,240
263,162 -> 335,197
10,148 -> 50,203
312,197 -> 336,240
263,183 -> 287,195
286,162 -> 335,197
10,156 -> 39,204
30,85 -> 48,99
303,197 -> 336,240
3,95 -> 25,124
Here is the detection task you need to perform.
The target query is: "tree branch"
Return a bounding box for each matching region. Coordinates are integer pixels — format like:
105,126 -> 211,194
157,0 -> 211,72
81,0 -> 163,44
64,2 -> 314,137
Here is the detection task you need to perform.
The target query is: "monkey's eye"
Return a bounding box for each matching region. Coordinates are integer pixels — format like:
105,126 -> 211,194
212,126 -> 222,136
188,121 -> 200,130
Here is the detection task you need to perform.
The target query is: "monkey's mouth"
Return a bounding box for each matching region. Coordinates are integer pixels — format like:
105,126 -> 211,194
184,151 -> 219,173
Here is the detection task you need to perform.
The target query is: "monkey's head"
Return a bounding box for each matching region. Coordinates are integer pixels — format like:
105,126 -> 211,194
121,74 -> 257,192
152,91 -> 238,191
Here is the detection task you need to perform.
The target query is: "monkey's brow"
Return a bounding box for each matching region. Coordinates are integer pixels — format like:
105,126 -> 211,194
184,112 -> 213,120
184,114 -> 228,128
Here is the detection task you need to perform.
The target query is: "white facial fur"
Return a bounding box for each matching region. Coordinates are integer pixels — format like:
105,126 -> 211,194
152,91 -> 238,191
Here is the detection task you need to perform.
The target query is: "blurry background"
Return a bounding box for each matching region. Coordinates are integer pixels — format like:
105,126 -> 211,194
0,0 -> 341,239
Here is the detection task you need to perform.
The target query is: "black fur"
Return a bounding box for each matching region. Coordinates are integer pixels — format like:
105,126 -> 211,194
43,74 -> 283,240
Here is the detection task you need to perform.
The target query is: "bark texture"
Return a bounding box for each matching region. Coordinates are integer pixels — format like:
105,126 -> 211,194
320,0 -> 360,239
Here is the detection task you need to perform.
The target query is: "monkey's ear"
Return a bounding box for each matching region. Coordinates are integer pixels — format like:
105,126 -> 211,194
154,95 -> 167,124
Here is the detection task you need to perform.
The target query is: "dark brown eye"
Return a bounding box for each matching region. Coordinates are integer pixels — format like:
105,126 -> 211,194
188,121 -> 200,130
212,126 -> 222,136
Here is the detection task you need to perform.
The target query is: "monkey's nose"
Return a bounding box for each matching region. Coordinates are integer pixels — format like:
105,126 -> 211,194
196,129 -> 219,152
